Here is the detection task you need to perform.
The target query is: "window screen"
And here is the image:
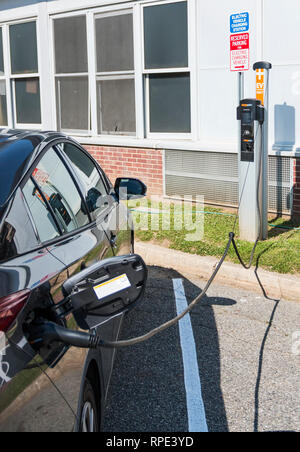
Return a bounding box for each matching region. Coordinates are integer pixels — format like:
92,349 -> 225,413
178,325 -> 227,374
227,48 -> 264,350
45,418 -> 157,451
97,78 -> 136,135
95,11 -> 136,137
0,28 -> 4,76
149,73 -> 191,133
60,142 -> 109,219
54,16 -> 88,74
144,1 -> 188,70
54,16 -> 89,133
0,81 -> 7,126
10,22 -> 38,74
23,178 -> 60,243
15,78 -> 41,124
32,148 -> 89,235
96,14 -> 134,72
56,77 -> 89,133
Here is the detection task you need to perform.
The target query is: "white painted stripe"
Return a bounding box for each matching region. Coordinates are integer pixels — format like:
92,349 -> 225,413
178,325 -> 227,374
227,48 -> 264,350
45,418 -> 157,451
173,278 -> 208,433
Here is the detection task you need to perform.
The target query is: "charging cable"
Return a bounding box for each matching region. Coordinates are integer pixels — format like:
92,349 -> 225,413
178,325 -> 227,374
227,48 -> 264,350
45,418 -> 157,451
28,106 -> 267,350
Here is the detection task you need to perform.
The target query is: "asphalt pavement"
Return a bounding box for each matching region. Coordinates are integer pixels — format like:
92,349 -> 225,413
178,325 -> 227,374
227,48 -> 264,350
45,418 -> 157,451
102,266 -> 300,433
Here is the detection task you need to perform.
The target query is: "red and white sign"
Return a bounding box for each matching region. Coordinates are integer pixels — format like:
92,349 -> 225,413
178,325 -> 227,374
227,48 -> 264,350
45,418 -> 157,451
230,33 -> 249,72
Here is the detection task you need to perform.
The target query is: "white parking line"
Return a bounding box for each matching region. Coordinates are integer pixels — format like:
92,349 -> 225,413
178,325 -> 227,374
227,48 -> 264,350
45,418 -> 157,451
173,278 -> 208,433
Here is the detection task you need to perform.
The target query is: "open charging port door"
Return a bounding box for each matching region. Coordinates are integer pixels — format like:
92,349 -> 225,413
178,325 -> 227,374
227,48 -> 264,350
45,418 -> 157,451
61,254 -> 148,330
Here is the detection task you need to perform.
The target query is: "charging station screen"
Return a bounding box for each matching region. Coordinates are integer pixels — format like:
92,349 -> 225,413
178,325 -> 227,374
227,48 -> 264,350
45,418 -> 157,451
242,111 -> 251,124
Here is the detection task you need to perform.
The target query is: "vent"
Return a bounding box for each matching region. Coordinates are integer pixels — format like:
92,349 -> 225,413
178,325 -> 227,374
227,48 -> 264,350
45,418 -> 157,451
165,150 -> 292,214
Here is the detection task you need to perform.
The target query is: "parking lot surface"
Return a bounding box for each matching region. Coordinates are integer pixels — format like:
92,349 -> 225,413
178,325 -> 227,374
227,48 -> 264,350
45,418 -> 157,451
102,266 -> 300,433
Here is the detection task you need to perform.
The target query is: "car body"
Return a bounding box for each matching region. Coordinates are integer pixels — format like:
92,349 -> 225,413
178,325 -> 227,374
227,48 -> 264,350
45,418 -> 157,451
0,129 -> 146,432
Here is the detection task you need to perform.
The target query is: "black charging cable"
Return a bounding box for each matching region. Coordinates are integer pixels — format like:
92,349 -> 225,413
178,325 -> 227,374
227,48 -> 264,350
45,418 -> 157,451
28,100 -> 268,350
29,232 -> 235,350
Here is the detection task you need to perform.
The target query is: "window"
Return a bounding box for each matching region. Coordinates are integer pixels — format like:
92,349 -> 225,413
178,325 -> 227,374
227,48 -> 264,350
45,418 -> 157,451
59,142 -> 109,219
54,16 -> 89,134
31,148 -> 89,236
10,22 -> 38,74
95,12 -> 136,135
143,1 -> 191,135
0,28 -> 7,127
23,178 -> 60,244
15,78 -> 41,124
0,188 -> 39,261
9,21 -> 41,126
149,73 -> 190,133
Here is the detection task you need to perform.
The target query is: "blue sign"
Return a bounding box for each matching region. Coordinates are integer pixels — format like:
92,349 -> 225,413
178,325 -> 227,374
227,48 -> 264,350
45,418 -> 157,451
230,12 -> 249,34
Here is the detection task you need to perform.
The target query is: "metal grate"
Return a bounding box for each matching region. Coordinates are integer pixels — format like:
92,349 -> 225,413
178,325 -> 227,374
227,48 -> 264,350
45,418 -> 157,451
165,150 -> 292,214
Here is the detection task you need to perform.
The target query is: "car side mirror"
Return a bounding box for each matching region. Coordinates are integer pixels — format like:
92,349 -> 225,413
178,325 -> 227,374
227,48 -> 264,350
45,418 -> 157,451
62,254 -> 148,330
86,187 -> 102,213
114,178 -> 147,200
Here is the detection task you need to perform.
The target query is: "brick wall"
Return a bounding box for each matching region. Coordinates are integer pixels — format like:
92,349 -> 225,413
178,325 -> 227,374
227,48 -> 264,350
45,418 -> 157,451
293,157 -> 300,217
85,145 -> 164,196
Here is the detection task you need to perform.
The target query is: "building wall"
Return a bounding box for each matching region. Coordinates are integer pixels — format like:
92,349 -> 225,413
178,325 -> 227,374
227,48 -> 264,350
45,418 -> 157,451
0,0 -> 300,216
86,145 -> 164,196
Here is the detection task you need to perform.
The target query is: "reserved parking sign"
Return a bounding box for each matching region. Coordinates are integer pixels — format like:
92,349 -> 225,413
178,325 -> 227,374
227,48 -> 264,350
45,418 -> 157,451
230,33 -> 249,72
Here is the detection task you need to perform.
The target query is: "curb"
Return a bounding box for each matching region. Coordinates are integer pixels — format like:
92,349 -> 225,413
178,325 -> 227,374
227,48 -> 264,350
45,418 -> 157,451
136,241 -> 300,303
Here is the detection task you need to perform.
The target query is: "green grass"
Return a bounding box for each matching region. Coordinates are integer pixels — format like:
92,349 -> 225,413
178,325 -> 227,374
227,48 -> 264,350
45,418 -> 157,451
130,201 -> 300,275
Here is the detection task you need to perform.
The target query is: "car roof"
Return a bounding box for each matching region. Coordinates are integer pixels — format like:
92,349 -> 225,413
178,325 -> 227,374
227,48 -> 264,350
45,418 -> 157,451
0,129 -> 68,208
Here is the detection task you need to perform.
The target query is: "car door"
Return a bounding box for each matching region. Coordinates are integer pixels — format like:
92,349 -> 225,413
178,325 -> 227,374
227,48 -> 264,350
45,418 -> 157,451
29,142 -> 131,414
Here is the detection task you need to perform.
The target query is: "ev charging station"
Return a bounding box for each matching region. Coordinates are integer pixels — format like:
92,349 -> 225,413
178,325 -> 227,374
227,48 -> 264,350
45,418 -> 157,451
237,62 -> 272,243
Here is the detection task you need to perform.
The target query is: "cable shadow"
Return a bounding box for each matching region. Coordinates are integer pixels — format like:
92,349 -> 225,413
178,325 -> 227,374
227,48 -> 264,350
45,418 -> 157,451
253,246 -> 281,433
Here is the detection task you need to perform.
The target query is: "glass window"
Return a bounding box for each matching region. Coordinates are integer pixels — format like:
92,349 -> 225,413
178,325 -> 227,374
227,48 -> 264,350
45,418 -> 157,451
56,77 -> 89,133
59,142 -> 109,219
0,81 -> 7,126
32,148 -> 89,234
10,22 -> 38,74
97,78 -> 136,135
95,12 -> 136,137
23,178 -> 60,243
15,78 -> 41,124
0,188 -> 39,261
144,1 -> 188,70
149,73 -> 191,133
96,14 -> 134,72
0,28 -> 4,76
54,16 -> 89,133
54,16 -> 88,74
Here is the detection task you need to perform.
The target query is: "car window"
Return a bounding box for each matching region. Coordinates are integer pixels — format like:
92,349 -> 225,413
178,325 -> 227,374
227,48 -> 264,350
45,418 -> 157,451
22,178 -> 60,243
58,143 -> 110,220
0,188 -> 39,261
31,147 -> 89,235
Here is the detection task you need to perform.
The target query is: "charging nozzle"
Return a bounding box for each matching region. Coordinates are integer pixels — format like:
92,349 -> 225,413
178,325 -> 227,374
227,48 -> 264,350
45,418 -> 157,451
28,320 -> 99,350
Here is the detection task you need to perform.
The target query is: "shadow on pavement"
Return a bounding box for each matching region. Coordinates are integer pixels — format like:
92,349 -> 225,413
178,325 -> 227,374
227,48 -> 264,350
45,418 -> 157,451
102,266 -> 236,433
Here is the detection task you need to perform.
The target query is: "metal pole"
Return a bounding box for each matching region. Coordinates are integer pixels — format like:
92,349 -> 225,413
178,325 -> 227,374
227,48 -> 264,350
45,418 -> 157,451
253,62 -> 272,240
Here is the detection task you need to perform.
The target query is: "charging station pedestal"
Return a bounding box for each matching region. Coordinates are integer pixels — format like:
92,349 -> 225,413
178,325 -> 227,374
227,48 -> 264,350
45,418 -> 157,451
237,62 -> 272,243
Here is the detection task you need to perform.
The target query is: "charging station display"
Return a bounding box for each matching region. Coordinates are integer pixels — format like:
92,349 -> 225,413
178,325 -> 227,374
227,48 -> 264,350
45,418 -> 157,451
237,99 -> 264,162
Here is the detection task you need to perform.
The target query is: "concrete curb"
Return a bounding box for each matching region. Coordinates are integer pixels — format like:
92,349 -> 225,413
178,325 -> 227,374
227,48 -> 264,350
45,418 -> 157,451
136,241 -> 300,303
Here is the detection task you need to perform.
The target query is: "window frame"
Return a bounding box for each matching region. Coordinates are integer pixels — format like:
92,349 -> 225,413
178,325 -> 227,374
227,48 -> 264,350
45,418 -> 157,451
94,8 -> 137,137
141,0 -> 193,140
7,18 -> 42,129
51,11 -> 91,136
